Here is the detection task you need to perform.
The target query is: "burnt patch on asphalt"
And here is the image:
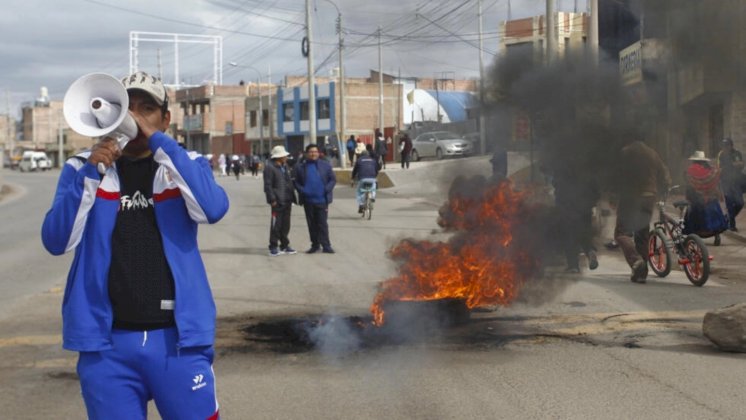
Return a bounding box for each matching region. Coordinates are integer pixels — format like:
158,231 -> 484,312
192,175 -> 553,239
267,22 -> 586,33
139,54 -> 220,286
215,310 -> 716,357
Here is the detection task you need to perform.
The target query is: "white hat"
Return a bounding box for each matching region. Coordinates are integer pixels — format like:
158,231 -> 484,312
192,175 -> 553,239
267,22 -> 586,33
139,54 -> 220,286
121,71 -> 168,107
270,145 -> 290,159
688,150 -> 710,162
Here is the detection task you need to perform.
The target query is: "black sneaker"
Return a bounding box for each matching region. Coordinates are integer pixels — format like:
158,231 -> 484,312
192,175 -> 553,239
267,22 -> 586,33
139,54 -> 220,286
306,246 -> 320,254
282,247 -> 297,255
358,205 -> 364,214
269,248 -> 282,257
322,247 -> 335,254
588,251 -> 599,270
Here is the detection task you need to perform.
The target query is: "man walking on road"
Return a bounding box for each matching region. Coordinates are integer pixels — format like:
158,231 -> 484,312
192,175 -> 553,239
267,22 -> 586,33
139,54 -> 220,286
41,71 -> 228,419
374,128 -> 388,169
717,137 -> 744,231
613,139 -> 671,284
264,145 -> 298,256
294,144 -> 337,254
400,133 -> 413,169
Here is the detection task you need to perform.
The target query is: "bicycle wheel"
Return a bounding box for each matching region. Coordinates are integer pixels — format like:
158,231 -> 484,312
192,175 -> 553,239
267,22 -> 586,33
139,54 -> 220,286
682,234 -> 710,286
364,193 -> 372,220
648,228 -> 672,278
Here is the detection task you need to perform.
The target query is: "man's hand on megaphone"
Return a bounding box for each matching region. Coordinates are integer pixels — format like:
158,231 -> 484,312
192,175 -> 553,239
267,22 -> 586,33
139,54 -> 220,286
129,110 -> 160,141
88,138 -> 121,170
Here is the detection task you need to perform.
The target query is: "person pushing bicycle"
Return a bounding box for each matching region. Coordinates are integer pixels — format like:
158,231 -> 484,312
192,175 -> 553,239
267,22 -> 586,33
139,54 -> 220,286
352,149 -> 380,214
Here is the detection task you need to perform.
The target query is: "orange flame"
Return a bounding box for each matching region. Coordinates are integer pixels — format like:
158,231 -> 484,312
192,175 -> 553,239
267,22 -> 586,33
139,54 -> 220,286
370,180 -> 539,326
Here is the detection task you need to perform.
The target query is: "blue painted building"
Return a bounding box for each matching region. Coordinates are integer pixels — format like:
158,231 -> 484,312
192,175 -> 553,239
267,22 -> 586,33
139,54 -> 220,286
277,82 -> 336,155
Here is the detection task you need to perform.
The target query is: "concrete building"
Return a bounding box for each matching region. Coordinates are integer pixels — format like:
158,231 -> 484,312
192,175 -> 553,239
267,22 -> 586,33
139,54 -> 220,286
174,84 -> 247,155
20,90 -> 93,166
277,71 -> 477,162
242,83 -> 280,158
598,0 -> 746,181
499,11 -> 589,61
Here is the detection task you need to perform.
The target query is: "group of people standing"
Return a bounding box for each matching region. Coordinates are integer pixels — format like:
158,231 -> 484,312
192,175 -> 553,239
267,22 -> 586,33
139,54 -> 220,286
345,129 -> 390,169
263,144 -> 336,256
341,129 -> 418,170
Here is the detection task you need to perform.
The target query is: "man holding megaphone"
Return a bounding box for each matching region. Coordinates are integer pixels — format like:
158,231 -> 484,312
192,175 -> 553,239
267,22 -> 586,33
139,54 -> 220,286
42,71 -> 228,420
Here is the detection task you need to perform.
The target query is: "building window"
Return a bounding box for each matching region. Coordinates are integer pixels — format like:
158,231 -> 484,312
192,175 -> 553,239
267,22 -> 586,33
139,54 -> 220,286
283,103 -> 294,122
300,101 -> 309,120
250,110 -> 257,127
262,109 -> 269,126
318,99 -> 330,119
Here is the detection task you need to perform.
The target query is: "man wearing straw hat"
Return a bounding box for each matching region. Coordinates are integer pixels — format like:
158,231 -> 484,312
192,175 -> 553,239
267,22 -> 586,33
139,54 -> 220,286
264,145 -> 298,256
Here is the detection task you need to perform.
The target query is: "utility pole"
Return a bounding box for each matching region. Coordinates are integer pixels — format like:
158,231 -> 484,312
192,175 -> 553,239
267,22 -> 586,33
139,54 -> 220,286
6,91 -> 13,160
267,64 -> 272,155
258,79 -> 264,153
589,0 -> 599,65
337,9 -> 347,169
186,90 -> 191,149
157,48 -> 163,80
57,111 -> 64,168
306,0 -> 317,145
546,0 -> 556,65
378,26 -> 384,135
478,0 -> 486,155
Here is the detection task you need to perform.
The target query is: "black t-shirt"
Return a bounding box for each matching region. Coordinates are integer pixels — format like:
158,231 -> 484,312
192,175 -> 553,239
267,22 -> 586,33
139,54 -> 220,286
108,155 -> 176,330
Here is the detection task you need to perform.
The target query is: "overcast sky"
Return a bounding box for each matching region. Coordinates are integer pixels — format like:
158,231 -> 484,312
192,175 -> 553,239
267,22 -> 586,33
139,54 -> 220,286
1,0 -> 590,118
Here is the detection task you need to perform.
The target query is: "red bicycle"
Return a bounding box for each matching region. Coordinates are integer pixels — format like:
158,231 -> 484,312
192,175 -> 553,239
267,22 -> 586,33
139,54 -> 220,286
647,186 -> 711,286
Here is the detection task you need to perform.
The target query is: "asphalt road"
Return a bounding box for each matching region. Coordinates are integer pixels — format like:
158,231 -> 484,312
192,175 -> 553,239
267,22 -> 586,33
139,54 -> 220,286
1,158 -> 745,419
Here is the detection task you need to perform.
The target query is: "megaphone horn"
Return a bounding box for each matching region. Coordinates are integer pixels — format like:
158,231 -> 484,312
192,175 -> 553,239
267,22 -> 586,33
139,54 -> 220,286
63,73 -> 138,174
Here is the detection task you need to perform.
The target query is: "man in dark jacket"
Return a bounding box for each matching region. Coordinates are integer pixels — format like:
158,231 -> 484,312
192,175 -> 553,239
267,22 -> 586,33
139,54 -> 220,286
718,138 -> 744,231
294,144 -> 337,253
264,145 -> 297,256
400,133 -> 413,169
352,150 -> 381,213
613,140 -> 671,283
374,128 -> 388,169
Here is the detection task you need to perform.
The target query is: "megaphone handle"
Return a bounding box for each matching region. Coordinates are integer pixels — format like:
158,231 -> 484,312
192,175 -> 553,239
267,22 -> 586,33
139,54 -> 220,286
95,133 -> 130,175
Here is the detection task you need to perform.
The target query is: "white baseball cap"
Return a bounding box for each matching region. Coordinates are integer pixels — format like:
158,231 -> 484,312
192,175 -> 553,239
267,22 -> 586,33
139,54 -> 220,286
121,71 -> 168,107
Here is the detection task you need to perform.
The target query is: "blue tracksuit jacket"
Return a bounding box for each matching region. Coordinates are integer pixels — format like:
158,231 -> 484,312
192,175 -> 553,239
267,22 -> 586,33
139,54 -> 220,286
42,132 -> 229,352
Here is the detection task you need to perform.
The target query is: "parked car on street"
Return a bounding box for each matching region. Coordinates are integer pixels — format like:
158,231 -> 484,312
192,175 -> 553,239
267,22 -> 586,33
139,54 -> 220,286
411,131 -> 473,161
18,151 -> 52,172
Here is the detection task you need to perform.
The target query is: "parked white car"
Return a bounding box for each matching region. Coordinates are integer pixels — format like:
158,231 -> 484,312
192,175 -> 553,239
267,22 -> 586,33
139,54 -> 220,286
19,151 -> 52,172
411,131 -> 473,161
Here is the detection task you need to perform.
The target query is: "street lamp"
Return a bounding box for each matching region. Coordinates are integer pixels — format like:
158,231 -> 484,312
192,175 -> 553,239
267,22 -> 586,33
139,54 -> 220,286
229,62 -> 264,156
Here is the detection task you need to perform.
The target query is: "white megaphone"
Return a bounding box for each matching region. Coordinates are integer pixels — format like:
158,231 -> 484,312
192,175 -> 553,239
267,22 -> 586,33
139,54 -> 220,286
63,73 -> 138,174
